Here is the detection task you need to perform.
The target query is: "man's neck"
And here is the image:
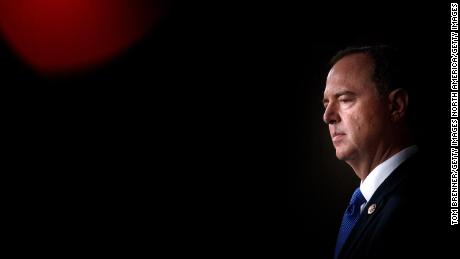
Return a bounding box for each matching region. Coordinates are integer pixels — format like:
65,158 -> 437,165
347,141 -> 412,181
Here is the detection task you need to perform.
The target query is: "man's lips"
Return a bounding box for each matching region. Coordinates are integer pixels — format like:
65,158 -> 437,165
332,133 -> 346,142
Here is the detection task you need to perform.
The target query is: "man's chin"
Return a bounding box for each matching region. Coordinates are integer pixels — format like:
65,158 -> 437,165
335,149 -> 353,161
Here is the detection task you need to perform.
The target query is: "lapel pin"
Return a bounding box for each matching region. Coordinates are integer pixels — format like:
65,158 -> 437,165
368,204 -> 377,214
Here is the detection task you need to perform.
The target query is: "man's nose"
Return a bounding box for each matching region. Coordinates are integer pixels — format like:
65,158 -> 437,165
323,103 -> 340,124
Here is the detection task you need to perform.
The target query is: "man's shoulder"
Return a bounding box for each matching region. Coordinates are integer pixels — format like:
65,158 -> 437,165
344,151 -> 442,259
366,151 -> 433,217
372,149 -> 443,225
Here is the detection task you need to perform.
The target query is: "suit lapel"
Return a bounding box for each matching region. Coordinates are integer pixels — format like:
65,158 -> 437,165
338,154 -> 418,259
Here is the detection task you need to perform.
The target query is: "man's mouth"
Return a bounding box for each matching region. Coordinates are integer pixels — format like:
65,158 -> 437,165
332,133 -> 345,142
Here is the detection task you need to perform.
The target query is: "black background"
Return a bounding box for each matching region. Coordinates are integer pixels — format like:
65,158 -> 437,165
2,1 -> 458,257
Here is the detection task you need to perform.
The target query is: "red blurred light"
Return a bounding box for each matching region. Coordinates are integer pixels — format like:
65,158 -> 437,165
0,0 -> 163,74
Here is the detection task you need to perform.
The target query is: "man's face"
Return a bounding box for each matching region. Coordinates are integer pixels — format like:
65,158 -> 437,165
323,53 -> 391,161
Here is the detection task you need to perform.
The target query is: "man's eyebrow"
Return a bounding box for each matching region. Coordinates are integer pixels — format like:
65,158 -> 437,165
322,91 -> 356,104
334,90 -> 356,98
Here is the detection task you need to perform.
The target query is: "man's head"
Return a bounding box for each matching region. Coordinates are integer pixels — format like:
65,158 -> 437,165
322,46 -> 411,165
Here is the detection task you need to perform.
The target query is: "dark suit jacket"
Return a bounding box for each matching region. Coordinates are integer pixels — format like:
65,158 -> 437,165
337,151 -> 446,259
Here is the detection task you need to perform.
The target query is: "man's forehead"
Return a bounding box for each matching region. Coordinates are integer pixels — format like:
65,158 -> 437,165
329,54 -> 373,78
326,67 -> 336,82
335,52 -> 373,68
324,54 -> 375,95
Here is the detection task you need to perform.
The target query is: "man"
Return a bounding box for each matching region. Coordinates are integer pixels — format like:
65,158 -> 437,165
322,46 -> 442,258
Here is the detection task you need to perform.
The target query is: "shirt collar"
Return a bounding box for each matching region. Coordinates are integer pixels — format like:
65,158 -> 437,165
360,145 -> 418,202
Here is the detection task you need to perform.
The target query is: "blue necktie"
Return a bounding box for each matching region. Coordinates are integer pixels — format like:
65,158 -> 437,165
334,187 -> 366,259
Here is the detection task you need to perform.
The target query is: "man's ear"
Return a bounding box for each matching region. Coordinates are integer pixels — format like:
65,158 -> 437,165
388,88 -> 409,122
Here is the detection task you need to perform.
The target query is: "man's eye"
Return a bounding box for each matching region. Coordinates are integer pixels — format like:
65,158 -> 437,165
339,99 -> 351,103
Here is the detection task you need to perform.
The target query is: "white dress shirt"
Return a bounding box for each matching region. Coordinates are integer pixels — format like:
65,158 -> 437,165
359,145 -> 419,212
